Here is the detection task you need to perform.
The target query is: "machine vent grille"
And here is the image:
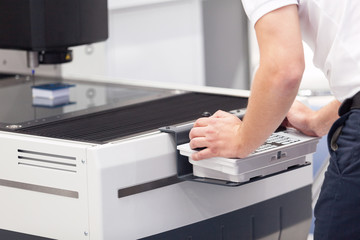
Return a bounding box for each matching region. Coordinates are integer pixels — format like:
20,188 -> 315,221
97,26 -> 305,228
17,93 -> 248,143
17,149 -> 77,173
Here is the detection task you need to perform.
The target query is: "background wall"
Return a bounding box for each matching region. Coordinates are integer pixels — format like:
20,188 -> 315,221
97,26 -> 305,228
0,0 -> 330,93
64,0 -> 332,93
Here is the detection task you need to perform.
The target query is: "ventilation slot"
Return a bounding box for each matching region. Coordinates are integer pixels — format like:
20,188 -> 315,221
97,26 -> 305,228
17,149 -> 77,173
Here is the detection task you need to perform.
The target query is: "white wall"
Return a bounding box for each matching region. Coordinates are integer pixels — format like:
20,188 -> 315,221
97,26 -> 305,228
64,0 -> 250,89
106,0 -> 205,85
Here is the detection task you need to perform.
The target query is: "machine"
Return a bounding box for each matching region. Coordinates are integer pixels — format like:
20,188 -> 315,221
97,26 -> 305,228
0,75 -> 317,239
0,1 -> 317,239
0,0 -> 108,68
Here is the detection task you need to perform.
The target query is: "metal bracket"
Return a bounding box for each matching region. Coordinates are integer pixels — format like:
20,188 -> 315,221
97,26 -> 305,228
159,124 -> 195,181
159,123 -> 244,186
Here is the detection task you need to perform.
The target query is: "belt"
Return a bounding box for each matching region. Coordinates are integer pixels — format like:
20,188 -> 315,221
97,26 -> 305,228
339,91 -> 360,116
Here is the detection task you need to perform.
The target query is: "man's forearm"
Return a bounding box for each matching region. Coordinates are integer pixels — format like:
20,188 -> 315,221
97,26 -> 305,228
236,5 -> 304,158
238,68 -> 301,157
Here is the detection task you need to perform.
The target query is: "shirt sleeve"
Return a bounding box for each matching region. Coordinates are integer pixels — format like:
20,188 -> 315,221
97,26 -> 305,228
242,0 -> 299,27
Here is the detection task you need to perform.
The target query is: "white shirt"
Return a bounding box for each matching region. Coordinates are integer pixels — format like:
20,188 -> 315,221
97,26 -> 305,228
242,0 -> 360,101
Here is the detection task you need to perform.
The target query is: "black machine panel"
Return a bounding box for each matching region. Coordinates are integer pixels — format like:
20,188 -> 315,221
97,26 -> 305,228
0,76 -> 172,127
0,0 -> 108,51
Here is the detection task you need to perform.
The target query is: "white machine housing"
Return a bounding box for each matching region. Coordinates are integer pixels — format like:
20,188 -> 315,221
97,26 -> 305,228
0,81 -> 314,240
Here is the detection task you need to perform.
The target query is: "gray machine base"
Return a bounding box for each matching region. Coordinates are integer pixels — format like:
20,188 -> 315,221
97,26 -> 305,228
0,184 -> 312,240
142,185 -> 312,240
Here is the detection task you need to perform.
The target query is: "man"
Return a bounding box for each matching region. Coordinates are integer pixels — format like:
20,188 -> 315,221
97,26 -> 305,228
189,1 -> 360,239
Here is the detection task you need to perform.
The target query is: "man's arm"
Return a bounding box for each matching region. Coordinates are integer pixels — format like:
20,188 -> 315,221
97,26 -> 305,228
189,5 -> 304,160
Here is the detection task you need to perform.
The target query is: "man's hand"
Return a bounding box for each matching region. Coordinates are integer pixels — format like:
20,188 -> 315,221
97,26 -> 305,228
189,110 -> 242,161
284,99 -> 340,137
284,100 -> 318,136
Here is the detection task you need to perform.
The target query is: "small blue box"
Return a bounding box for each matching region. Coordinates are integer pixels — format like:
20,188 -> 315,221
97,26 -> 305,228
32,83 -> 75,99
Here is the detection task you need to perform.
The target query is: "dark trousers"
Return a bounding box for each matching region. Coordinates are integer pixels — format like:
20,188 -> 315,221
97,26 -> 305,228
314,109 -> 360,239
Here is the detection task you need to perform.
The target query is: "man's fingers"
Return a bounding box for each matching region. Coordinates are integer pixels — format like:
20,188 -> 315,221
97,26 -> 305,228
211,110 -> 228,118
189,136 -> 208,149
191,148 -> 214,161
189,126 -> 207,139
